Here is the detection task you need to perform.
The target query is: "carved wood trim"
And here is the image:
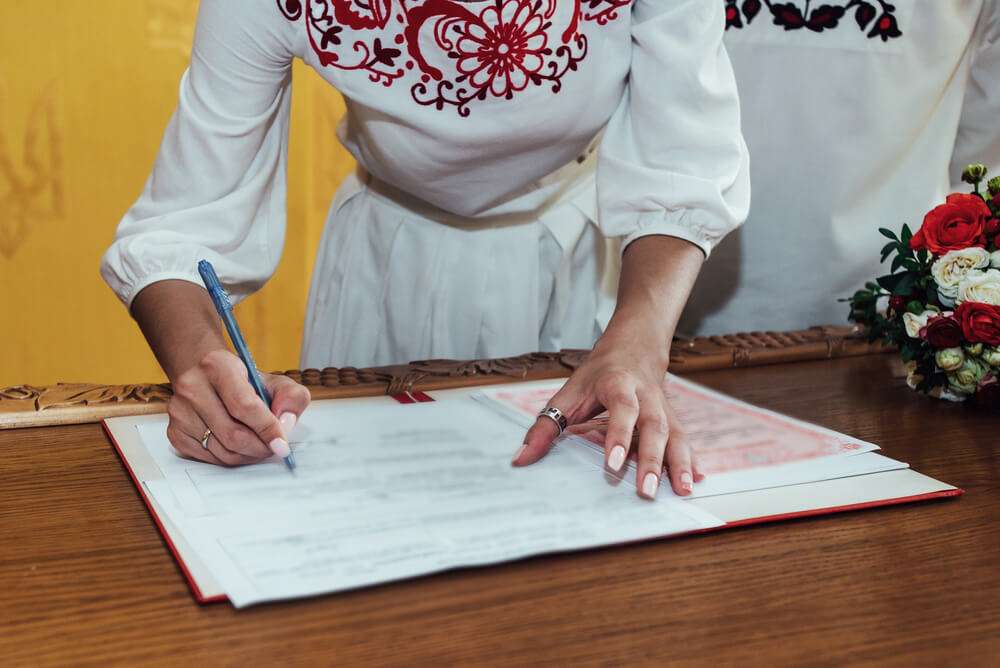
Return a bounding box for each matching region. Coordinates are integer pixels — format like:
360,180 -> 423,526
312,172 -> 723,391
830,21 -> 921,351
0,325 -> 885,430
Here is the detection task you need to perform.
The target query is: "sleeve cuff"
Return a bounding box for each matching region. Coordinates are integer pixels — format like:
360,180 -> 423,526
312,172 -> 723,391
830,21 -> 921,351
618,211 -> 719,259
117,271 -> 207,312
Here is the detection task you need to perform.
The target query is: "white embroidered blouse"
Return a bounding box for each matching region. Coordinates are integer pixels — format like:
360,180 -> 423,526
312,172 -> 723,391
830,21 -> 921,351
100,0 -> 750,311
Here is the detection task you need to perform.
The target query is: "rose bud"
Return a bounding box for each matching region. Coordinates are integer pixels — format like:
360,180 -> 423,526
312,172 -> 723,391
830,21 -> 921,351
963,163 -> 989,185
982,346 -> 1000,367
987,218 -> 1000,237
889,295 -> 906,313
947,357 -> 990,395
935,347 -> 965,372
989,176 -> 1000,197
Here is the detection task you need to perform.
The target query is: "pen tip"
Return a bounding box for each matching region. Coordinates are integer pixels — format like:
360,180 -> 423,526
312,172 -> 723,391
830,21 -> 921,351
284,452 -> 297,473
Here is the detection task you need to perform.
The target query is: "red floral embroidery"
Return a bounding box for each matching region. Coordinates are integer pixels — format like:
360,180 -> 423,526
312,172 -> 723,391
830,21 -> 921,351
277,0 -> 629,115
724,0 -> 902,41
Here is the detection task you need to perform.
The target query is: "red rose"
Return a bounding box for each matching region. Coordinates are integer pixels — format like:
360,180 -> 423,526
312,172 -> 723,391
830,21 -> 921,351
987,218 -> 1000,237
909,193 -> 990,255
956,301 -> 1000,345
888,295 -> 906,313
920,314 -> 964,348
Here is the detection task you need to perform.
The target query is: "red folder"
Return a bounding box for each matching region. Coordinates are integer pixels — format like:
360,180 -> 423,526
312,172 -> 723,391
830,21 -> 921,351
103,391 -> 961,605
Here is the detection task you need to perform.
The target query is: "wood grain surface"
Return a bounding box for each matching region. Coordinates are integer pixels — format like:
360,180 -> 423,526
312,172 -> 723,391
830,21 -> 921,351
1,354 -> 997,666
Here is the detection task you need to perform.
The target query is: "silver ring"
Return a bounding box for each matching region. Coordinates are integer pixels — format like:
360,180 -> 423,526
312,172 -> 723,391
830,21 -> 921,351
200,429 -> 213,450
538,406 -> 568,435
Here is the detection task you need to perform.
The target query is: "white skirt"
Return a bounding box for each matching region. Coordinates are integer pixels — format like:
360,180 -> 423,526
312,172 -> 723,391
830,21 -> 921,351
300,152 -> 618,369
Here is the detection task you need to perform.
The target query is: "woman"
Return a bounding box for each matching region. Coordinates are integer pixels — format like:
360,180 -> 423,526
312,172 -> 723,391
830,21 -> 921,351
683,0 -> 1000,335
101,0 -> 750,499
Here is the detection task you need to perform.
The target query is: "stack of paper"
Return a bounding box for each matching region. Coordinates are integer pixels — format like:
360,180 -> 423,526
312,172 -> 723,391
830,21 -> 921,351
105,376 -> 958,608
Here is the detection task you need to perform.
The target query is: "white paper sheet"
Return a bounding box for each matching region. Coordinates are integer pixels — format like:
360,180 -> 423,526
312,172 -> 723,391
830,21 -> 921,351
136,399 -> 724,607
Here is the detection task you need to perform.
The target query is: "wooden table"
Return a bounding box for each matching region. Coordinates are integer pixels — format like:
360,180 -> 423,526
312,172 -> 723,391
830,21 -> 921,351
2,347 -> 999,665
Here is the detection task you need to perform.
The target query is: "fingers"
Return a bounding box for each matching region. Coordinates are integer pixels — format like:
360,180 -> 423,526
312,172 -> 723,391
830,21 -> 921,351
171,354 -> 277,464
634,387 -> 670,499
512,383 -> 596,466
664,426 -> 694,496
602,387 -> 639,473
512,413 -> 562,467
165,412 -> 226,466
266,373 -> 311,438
692,452 -> 706,483
165,396 -> 255,466
200,351 -> 288,458
664,401 -> 697,494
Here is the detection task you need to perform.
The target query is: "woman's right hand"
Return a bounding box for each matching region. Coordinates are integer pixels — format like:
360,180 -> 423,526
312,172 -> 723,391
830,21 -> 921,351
129,280 -> 312,466
165,349 -> 311,466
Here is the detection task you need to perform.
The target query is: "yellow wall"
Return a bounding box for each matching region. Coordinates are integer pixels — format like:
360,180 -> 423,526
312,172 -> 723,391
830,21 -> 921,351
0,1 -> 354,386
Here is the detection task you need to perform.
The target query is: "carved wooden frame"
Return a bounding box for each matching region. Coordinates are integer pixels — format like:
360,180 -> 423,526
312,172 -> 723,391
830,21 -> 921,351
0,326 -> 884,429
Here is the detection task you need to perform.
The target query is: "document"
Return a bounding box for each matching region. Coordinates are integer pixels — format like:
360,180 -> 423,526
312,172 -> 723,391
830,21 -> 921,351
474,376 -> 896,498
136,399 -> 724,607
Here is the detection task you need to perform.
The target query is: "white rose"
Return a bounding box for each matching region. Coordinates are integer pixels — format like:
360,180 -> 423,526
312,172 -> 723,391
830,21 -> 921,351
947,357 -> 990,395
932,248 -> 991,307
935,347 -> 965,372
991,250 -> 1000,268
959,268 -> 1000,305
902,310 -> 936,338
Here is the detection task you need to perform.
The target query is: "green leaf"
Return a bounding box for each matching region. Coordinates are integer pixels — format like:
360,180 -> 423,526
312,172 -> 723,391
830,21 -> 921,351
893,273 -> 918,297
879,227 -> 899,241
877,273 -> 906,293
901,224 -> 913,243
891,254 -> 907,273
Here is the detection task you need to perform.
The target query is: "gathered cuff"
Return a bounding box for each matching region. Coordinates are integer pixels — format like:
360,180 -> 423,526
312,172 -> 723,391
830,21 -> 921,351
618,210 -> 721,259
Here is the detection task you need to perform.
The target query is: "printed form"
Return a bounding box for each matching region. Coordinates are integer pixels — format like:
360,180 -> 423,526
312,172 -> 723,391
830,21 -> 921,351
138,399 -> 723,607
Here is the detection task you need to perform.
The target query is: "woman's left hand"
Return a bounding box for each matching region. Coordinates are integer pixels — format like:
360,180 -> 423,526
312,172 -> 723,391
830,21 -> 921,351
510,337 -> 702,499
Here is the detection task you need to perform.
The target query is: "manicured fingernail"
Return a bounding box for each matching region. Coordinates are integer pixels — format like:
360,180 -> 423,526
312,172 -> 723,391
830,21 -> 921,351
269,438 -> 290,458
279,412 -> 297,437
512,443 -> 528,464
608,445 -> 626,471
642,472 -> 659,499
681,471 -> 694,492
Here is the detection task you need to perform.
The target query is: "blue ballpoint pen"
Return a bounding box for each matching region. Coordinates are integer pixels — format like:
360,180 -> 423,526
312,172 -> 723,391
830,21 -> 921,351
198,260 -> 297,473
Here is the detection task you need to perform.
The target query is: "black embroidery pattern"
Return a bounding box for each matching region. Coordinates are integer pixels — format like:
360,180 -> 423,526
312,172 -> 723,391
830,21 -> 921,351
724,0 -> 902,41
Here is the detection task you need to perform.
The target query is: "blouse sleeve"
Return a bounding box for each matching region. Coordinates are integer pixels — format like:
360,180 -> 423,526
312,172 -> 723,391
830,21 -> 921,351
597,0 -> 750,258
100,0 -> 295,309
950,0 -> 1000,187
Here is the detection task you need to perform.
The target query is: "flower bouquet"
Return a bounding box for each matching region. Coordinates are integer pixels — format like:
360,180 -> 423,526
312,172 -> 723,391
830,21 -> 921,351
848,164 -> 1000,406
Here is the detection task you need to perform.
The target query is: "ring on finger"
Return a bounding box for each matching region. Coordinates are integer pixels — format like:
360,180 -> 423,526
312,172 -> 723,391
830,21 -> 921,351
538,406 -> 568,435
200,429 -> 213,450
